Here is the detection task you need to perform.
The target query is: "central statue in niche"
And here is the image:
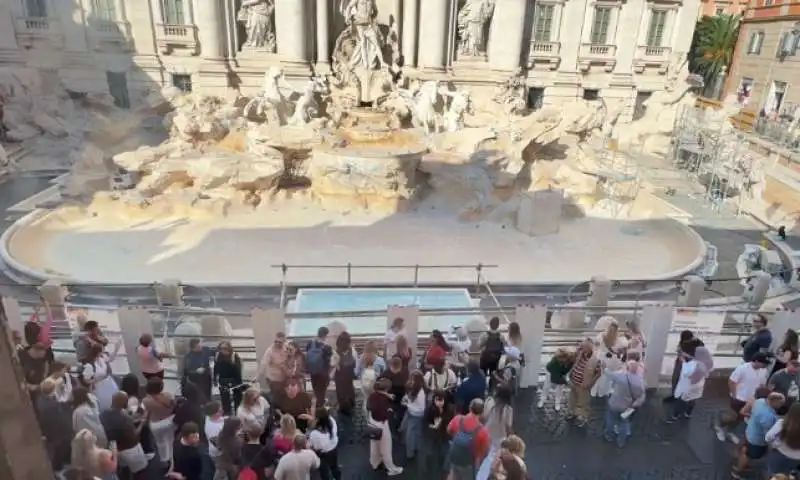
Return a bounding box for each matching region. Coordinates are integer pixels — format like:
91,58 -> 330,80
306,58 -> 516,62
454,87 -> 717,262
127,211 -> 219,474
333,0 -> 396,105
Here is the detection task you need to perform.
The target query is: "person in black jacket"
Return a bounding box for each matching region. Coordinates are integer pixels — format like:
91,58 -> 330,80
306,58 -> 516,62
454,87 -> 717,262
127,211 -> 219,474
214,341 -> 244,415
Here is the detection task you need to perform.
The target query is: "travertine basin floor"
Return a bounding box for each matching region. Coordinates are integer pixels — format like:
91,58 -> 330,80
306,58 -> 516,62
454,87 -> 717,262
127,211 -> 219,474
8,202 -> 703,284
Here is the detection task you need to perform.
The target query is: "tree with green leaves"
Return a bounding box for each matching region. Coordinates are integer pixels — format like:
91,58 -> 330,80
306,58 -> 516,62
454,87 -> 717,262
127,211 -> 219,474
689,13 -> 741,97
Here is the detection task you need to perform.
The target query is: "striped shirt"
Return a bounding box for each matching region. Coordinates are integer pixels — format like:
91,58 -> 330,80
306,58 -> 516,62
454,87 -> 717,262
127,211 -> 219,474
571,352 -> 593,385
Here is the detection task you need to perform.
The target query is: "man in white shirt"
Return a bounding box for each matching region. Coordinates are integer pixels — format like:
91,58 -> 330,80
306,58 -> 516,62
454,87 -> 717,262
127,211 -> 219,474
275,434 -> 320,480
714,353 -> 769,443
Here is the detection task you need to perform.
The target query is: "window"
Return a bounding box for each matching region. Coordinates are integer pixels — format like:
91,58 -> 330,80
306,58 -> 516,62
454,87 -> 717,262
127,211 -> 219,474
777,30 -> 799,57
527,88 -> 545,110
583,89 -> 599,100
764,0 -> 773,6
92,0 -> 117,21
590,7 -> 612,45
172,73 -> 192,92
533,4 -> 555,42
161,0 -> 185,24
746,31 -> 764,54
715,7 -> 724,15
25,0 -> 47,17
646,10 -> 668,46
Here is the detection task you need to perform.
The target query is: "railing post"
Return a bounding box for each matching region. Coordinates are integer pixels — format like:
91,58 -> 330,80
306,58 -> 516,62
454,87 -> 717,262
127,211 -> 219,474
641,304 -> 674,389
251,308 -> 285,385
516,304 -> 546,389
413,264 -> 419,287
117,307 -> 155,383
346,263 -> 352,287
475,263 -> 483,293
279,263 -> 288,309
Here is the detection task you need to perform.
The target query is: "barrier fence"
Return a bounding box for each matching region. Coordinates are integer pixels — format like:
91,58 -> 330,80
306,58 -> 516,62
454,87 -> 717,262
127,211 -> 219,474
8,294 -> 798,394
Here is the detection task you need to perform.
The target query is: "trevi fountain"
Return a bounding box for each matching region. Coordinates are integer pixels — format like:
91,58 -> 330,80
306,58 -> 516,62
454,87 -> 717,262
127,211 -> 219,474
0,0 -> 736,286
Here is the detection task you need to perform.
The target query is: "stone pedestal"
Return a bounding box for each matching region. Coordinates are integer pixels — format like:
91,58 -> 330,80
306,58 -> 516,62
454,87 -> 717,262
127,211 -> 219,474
516,189 -> 563,236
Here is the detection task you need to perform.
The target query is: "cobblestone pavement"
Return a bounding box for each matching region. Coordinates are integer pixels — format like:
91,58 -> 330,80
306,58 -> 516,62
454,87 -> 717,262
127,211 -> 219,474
334,383 -> 760,480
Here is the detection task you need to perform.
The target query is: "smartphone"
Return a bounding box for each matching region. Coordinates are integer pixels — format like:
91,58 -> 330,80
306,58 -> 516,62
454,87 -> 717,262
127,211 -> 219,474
620,408 -> 635,420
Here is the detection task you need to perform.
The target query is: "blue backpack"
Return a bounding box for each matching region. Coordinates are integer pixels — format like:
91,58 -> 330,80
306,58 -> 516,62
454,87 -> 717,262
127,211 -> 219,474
306,341 -> 327,375
449,416 -> 479,466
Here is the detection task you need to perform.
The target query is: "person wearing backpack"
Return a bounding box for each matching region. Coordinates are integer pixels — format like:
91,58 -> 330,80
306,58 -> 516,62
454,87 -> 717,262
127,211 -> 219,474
305,327 -> 334,407
480,318 -> 506,385
447,398 -> 490,479
493,346 -> 522,396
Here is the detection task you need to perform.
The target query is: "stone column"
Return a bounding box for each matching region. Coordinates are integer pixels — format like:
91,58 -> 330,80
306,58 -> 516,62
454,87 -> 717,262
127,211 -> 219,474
196,0 -> 225,58
514,305 -> 546,389
641,305 -> 674,389
487,0 -> 528,71
401,0 -> 418,67
117,307 -> 155,382
315,0 -> 330,69
275,0 -> 309,61
417,0 -> 449,69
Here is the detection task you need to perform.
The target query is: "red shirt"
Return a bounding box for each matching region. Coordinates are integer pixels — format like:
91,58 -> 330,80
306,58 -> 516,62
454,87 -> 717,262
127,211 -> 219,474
447,413 -> 490,462
425,344 -> 446,367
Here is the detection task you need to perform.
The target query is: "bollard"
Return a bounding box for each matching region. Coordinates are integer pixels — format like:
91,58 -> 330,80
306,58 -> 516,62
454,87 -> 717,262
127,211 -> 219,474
38,279 -> 68,307
586,276 -> 611,310
677,275 -> 704,307
743,271 -> 771,308
154,279 -> 184,307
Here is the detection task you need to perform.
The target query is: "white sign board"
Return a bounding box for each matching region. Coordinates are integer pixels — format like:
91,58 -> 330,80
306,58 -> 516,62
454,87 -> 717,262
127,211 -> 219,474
661,309 -> 727,375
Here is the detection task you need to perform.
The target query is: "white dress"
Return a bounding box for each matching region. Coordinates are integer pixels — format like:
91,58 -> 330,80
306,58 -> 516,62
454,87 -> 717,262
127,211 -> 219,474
591,336 -> 628,398
82,356 -> 119,411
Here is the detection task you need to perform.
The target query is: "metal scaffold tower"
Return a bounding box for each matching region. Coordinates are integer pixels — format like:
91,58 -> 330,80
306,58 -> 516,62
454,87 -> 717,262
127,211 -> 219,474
670,105 -> 758,215
592,139 -> 641,218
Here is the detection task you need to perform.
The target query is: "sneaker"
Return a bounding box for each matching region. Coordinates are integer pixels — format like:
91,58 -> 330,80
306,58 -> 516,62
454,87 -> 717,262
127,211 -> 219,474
665,416 -> 679,424
727,432 -> 740,444
388,467 -> 404,476
576,419 -> 588,428
681,413 -> 692,419
554,403 -> 562,411
537,399 -> 544,409
603,434 -> 614,443
714,426 -> 726,442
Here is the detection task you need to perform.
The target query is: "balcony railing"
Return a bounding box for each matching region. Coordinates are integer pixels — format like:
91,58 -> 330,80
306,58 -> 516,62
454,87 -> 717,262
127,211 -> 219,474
638,45 -> 671,58
14,16 -> 62,48
155,23 -> 199,55
530,40 -> 561,55
579,43 -> 617,57
89,19 -> 132,50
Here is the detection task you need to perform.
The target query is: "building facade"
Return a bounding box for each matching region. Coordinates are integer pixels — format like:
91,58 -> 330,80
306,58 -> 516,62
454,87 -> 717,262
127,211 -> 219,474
0,0 -> 699,120
699,0 -> 748,18
724,0 -> 800,116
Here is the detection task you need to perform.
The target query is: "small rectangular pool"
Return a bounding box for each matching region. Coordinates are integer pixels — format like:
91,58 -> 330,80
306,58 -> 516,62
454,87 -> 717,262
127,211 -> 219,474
288,288 -> 477,337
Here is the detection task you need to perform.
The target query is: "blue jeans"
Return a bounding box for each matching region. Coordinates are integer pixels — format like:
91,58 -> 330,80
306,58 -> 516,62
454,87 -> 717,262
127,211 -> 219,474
604,408 -> 631,446
403,413 -> 425,459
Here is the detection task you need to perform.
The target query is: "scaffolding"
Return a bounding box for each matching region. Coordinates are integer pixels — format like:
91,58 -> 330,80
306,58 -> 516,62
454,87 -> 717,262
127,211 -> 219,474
590,138 -> 642,218
670,105 -> 757,215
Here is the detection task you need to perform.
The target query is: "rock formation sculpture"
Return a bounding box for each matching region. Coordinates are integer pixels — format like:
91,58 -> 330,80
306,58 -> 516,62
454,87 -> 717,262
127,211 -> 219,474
238,0 -> 276,52
244,67 -> 292,124
457,0 -> 495,58
441,88 -> 473,133
288,74 -> 331,126
493,68 -> 527,117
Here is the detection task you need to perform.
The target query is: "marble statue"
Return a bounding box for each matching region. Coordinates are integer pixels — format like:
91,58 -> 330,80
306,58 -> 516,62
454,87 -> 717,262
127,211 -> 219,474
244,67 -> 292,124
341,0 -> 386,71
413,81 -> 442,134
457,0 -> 495,57
288,74 -> 331,126
238,0 -> 276,52
493,68 -> 527,116
441,88 -> 473,132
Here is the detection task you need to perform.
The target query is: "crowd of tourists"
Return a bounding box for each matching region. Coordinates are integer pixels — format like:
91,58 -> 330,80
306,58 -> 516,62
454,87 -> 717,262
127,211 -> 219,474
16,305 -> 800,480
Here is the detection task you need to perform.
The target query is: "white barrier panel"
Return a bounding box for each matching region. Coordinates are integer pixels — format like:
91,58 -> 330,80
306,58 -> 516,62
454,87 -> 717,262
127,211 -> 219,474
117,307 -> 156,382
641,305 -> 675,389
517,305 -> 547,388
388,305 -> 419,365
251,308 -> 285,384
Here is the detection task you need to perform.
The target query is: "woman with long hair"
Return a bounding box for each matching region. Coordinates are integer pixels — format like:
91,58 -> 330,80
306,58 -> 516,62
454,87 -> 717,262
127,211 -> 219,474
482,385 -> 514,447
213,417 -> 243,480
402,370 -> 427,460
308,407 -> 341,480
37,378 -> 74,470
79,343 -> 120,411
333,331 -> 357,415
592,317 -> 628,398
482,435 -> 527,480
141,377 -> 176,466
384,317 -> 405,359
284,341 -> 306,383
766,403 -> 800,476
72,386 -> 108,449
214,340 -> 244,415
358,341 -> 387,406
70,429 -> 117,480
424,330 -> 451,371
367,378 -> 403,476
272,414 -> 298,455
772,329 -> 800,378
423,389 -> 455,475
236,387 -> 270,434
506,322 -> 523,349
394,334 -> 413,370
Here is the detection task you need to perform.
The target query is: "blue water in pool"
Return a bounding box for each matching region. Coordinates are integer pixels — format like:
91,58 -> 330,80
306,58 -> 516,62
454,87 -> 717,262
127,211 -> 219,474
289,288 -> 476,337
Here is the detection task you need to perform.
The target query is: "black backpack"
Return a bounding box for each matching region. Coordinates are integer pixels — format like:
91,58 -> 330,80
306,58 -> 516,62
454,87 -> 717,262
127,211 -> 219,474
481,331 -> 504,368
339,349 -> 356,379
